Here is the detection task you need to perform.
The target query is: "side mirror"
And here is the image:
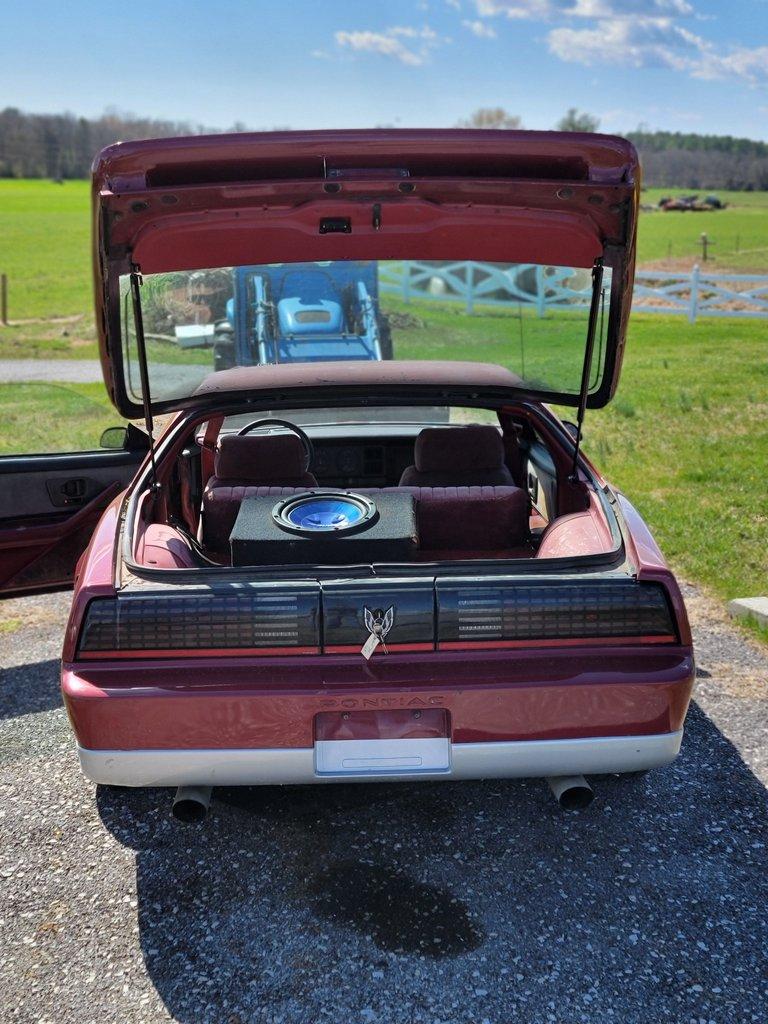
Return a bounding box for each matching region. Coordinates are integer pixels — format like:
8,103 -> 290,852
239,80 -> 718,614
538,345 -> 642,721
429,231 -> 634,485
100,423 -> 152,452
100,426 -> 128,450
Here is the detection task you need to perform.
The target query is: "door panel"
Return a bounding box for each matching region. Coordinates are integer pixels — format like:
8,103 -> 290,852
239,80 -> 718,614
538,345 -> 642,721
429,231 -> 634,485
0,449 -> 143,597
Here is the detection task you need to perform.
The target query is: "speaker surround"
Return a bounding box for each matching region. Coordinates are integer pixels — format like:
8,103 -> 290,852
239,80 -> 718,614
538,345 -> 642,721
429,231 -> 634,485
273,491 -> 377,536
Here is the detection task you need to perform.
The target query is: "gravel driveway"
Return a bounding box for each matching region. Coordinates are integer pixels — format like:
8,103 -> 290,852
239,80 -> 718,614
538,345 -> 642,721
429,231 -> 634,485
1,584 -> 766,1024
0,359 -> 207,392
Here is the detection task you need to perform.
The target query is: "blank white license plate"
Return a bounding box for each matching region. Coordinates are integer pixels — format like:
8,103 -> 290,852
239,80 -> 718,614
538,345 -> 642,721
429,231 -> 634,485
315,738 -> 451,776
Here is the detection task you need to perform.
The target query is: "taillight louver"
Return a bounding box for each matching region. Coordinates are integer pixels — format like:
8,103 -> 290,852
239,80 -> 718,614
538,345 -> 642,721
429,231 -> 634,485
438,581 -> 676,645
78,588 -> 320,655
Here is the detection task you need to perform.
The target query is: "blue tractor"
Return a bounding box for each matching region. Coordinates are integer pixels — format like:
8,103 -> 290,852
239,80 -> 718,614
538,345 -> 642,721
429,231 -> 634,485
213,261 -> 392,371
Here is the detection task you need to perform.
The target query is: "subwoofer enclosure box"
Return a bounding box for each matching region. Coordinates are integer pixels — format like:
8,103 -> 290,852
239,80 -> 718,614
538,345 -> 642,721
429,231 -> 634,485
230,491 -> 419,566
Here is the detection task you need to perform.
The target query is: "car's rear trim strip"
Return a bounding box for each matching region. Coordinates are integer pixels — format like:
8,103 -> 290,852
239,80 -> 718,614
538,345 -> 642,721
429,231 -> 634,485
76,645 -> 320,660
323,642 -> 434,655
75,635 -> 676,659
77,730 -> 683,787
438,634 -> 676,651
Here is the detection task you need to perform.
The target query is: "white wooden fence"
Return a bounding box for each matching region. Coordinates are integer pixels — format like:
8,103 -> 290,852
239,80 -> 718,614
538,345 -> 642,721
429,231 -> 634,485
378,261 -> 768,323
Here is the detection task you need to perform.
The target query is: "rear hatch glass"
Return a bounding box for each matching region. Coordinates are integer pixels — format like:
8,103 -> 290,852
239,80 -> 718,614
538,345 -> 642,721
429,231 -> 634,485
119,259 -> 613,408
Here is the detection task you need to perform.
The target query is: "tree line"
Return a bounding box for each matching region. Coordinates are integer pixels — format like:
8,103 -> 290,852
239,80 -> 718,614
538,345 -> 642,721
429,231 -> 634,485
0,108 -> 235,179
1,105 -> 767,190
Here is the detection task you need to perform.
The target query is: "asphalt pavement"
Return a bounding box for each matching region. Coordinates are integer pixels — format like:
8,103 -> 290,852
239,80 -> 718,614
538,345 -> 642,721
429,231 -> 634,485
1,584 -> 767,1024
0,359 -> 207,393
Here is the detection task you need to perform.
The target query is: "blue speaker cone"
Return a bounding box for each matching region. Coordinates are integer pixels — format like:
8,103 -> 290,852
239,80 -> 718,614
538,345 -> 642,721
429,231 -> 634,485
273,491 -> 377,535
286,498 -> 364,531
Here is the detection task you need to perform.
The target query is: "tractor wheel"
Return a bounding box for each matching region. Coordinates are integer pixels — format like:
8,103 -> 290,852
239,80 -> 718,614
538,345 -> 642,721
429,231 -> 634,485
377,314 -> 394,360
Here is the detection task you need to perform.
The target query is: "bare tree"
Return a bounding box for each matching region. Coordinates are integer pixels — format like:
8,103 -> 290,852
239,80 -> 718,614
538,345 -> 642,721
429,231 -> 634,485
457,108 -> 522,130
556,109 -> 600,133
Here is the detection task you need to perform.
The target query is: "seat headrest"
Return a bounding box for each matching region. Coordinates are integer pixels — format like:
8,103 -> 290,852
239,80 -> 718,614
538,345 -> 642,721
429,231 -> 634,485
214,434 -> 308,482
415,425 -> 505,474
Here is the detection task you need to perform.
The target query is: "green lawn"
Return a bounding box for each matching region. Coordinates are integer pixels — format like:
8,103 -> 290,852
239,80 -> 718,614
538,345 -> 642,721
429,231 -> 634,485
580,315 -> 768,608
0,179 -> 92,318
0,382 -> 118,454
2,179 -> 768,323
639,188 -> 768,271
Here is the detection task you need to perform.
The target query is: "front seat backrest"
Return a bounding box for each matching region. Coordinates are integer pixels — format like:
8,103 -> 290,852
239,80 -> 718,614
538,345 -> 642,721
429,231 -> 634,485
203,434 -> 318,550
399,425 -> 515,487
213,434 -> 317,487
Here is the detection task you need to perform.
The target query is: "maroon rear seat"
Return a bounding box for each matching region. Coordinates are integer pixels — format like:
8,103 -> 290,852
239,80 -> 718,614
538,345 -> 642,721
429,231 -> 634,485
203,480 -> 529,555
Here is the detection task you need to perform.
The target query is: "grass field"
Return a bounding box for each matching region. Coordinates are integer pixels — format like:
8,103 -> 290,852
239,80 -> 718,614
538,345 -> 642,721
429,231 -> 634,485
640,188 -> 768,272
0,382 -> 116,454
2,179 -> 767,320
0,179 -> 91,318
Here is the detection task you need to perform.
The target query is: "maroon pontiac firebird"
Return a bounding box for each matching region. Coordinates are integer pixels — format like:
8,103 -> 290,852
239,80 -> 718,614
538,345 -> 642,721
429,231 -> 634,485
1,130 -> 694,819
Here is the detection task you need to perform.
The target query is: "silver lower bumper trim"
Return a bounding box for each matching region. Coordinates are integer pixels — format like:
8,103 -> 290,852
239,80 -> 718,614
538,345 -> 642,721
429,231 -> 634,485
79,730 -> 683,787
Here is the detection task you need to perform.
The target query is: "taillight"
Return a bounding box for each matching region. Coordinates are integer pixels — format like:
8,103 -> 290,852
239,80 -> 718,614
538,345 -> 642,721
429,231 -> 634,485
75,580 -> 678,660
437,580 -> 677,647
77,589 -> 320,657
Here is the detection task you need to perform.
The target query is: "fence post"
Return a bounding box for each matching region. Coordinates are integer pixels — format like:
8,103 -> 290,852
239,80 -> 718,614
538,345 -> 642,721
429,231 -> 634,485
0,274 -> 7,326
688,264 -> 700,324
536,265 -> 546,318
465,263 -> 474,315
402,261 -> 411,304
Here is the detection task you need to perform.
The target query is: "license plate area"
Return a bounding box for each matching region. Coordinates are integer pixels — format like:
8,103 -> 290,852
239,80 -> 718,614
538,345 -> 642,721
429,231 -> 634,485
314,709 -> 450,777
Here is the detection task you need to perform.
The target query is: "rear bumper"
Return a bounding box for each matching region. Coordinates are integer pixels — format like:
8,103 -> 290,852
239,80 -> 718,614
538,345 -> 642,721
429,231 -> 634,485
62,646 -> 695,752
79,730 -> 683,787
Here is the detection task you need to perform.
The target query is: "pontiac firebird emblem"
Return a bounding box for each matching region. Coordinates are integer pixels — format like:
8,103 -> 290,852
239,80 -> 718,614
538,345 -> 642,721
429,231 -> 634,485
362,605 -> 395,658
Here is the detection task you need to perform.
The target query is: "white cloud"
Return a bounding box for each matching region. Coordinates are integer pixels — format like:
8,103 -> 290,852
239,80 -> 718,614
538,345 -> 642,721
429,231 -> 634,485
569,0 -> 692,15
462,18 -> 498,36
474,0 -> 692,17
548,17 -> 708,71
546,15 -> 768,85
701,46 -> 768,86
334,25 -> 444,66
475,0 -> 552,17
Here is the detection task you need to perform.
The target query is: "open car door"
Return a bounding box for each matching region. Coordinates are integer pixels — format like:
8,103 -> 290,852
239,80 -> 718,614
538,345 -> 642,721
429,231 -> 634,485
0,428 -> 147,598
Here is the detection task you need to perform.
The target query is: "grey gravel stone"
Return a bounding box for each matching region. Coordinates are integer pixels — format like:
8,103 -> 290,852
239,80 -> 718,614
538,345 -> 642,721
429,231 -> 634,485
0,582 -> 766,1023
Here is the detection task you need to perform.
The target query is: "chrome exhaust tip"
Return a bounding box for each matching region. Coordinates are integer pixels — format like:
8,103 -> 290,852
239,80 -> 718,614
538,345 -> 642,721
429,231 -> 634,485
546,775 -> 594,810
172,785 -> 212,823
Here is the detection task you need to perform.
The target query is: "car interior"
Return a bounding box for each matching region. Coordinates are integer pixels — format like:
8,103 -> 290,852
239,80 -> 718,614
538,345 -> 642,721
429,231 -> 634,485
132,405 -> 618,573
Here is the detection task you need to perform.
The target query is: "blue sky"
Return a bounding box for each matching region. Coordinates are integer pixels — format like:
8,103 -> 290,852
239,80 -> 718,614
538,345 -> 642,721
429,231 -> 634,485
2,0 -> 767,138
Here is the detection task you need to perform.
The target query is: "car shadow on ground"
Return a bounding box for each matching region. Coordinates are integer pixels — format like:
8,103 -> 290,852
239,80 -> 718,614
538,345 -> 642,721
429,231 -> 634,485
97,704 -> 768,1024
0,658 -> 62,719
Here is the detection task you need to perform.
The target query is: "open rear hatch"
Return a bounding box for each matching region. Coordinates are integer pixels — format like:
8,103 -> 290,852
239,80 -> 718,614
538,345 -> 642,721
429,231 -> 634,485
93,129 -> 639,419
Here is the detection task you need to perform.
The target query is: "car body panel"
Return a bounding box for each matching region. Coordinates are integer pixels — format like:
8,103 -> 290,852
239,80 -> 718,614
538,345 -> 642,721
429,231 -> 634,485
77,731 -> 685,787
62,646 -> 694,751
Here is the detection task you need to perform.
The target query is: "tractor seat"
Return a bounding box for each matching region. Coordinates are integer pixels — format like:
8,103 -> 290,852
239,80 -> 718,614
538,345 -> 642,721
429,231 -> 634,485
399,425 -> 515,487
203,434 -> 318,550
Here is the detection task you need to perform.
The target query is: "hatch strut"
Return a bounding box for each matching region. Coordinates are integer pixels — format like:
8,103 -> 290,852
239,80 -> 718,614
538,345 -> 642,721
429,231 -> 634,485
569,257 -> 605,482
129,263 -> 160,493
